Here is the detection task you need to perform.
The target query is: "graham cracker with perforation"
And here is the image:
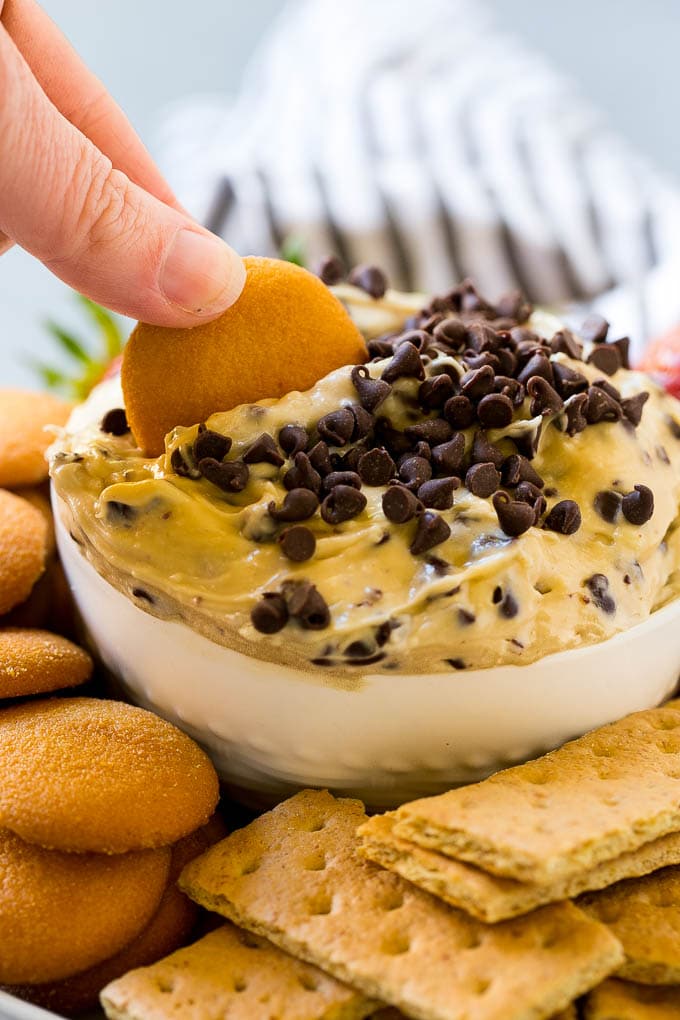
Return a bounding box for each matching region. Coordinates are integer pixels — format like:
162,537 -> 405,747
180,790 -> 622,1020
579,865 -> 680,984
584,979 -> 680,1020
100,922 -> 378,1020
358,814 -> 680,923
394,700 -> 680,884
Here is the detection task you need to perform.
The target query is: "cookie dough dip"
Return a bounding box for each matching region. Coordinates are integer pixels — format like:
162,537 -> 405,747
50,268 -> 680,679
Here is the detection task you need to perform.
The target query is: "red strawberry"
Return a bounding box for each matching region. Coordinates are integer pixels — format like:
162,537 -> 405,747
638,326 -> 680,399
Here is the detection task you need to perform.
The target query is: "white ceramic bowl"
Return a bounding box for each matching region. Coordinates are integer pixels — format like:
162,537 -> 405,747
53,497 -> 680,810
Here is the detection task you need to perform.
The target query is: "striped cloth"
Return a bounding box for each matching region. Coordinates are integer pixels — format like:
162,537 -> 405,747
155,0 -> 680,348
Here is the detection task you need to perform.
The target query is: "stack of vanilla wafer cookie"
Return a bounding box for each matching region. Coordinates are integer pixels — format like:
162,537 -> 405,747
101,700 -> 680,1020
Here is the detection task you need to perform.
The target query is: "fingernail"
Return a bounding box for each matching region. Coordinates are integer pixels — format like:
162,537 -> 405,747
160,229 -> 245,315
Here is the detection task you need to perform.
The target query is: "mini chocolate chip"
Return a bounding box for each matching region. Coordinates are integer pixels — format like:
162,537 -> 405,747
351,365 -> 392,413
495,289 -> 531,321
317,408 -> 355,446
316,254 -> 345,285
580,313 -> 609,344
465,322 -> 499,352
251,593 -> 289,633
514,482 -> 546,519
367,336 -> 397,360
444,394 -> 475,429
471,431 -> 504,468
501,454 -> 544,489
322,470 -> 362,494
284,582 -> 330,629
458,608 -> 476,626
349,404 -> 374,441
357,447 -> 395,486
543,500 -> 582,535
283,452 -> 322,495
374,417 -> 412,456
307,441 -> 332,476
463,351 -> 499,372
510,326 -> 540,347
171,446 -> 200,479
460,364 -> 495,400
499,591 -> 519,619
622,484 -> 654,525
465,462 -> 500,498
477,393 -> 514,428
587,345 -> 621,376
381,341 -> 425,384
418,374 -> 455,410
621,392 -> 649,427
268,488 -> 319,522
492,492 -> 535,537
447,658 -> 466,670
410,510 -> 451,555
100,408 -> 129,435
592,378 -> 621,405
493,375 -> 524,405
433,316 -> 467,348
243,432 -> 284,466
527,377 -> 563,417
279,525 -> 316,562
585,573 -> 616,614
278,424 -> 309,457
348,263 -> 387,299
320,485 -> 367,524
194,427 -> 232,463
399,455 -> 432,489
550,329 -> 583,359
417,477 -> 459,509
495,347 -> 519,377
431,434 -> 465,476
405,418 -> 452,445
552,362 -> 589,399
585,386 -> 622,424
199,457 -> 249,492
564,393 -> 588,435
517,352 -> 554,388
106,500 -> 136,524
612,336 -> 630,369
382,484 -> 421,523
132,587 -> 154,603
594,490 -> 622,524
396,329 -> 431,353
513,420 -> 543,460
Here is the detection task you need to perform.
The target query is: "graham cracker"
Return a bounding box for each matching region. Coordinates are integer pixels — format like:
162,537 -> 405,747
180,790 -> 623,1020
579,865 -> 680,985
100,922 -> 379,1020
584,979 -> 680,1020
358,814 -> 680,923
394,700 -> 680,884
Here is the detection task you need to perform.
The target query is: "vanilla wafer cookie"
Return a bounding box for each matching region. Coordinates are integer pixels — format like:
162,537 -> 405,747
580,866 -> 680,984
180,790 -> 622,1020
584,979 -> 680,1019
395,700 -> 680,884
101,922 -> 378,1020
358,814 -> 680,923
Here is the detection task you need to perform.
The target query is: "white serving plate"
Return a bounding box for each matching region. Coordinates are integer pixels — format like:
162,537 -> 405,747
53,500 -> 680,810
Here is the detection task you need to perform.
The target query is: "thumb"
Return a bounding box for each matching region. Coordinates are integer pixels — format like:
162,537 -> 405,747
0,26 -> 245,326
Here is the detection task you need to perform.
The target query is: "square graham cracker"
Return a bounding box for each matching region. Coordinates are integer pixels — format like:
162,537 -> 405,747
180,790 -> 622,1020
394,700 -> 680,884
358,814 -> 680,923
579,865 -> 680,985
584,979 -> 680,1020
100,922 -> 379,1020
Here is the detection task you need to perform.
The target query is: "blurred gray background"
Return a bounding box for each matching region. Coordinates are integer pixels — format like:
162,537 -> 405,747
1,0 -> 678,387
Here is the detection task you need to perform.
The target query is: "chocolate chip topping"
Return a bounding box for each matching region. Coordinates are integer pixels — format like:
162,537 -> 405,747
417,477 -> 459,510
492,492 -> 535,537
278,424 -> 308,457
381,342 -> 425,384
477,393 -> 514,428
382,484 -> 421,523
612,336 -> 631,369
199,457 -> 249,493
527,377 -> 563,417
351,365 -> 391,413
552,362 -> 588,399
471,431 -> 504,468
585,573 -> 616,614
357,447 -> 395,486
243,433 -> 285,466
268,488 -> 319,522
320,485 -> 367,524
317,408 -> 355,446
405,418 -> 452,445
419,374 -> 455,410
399,455 -> 432,489
348,263 -> 387,299
587,345 -> 621,377
278,525 -> 316,562
106,500 -> 136,524
283,581 -> 331,629
251,593 -> 289,634
322,470 -> 362,494
550,329 -> 582,359
621,392 -> 649,427
100,408 -> 129,435
580,313 -> 609,344
517,351 -> 554,388
584,386 -> 621,425
194,427 -> 232,463
307,441 -> 332,476
444,395 -> 475,429
621,484 -> 654,525
316,254 -> 345,285
283,452 -> 322,495
410,511 -> 451,555
594,490 -> 622,524
171,446 -> 200,479
465,462 -> 500,498
501,454 -> 544,489
564,393 -> 589,435
544,500 -> 582,535
431,434 -> 465,476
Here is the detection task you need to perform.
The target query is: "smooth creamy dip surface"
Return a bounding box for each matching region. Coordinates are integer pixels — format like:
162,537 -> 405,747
50,296 -> 680,675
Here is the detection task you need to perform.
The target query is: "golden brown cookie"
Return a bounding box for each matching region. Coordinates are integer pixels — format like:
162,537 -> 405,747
0,828 -> 171,985
0,628 -> 92,699
0,389 -> 71,488
0,697 -> 220,853
0,489 -> 48,615
122,256 -> 368,454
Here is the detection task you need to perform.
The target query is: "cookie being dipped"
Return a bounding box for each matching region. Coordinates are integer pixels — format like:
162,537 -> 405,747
122,256 -> 368,454
0,698 -> 219,853
0,628 -> 92,699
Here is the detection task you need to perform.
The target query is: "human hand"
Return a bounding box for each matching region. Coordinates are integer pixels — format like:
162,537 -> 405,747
0,0 -> 245,326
